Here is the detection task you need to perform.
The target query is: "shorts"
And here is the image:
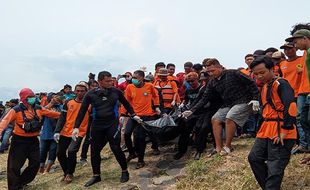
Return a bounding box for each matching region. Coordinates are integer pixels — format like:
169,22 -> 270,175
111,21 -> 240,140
212,103 -> 251,127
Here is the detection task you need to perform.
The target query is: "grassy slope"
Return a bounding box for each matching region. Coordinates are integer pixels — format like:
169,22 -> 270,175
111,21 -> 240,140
0,138 -> 309,190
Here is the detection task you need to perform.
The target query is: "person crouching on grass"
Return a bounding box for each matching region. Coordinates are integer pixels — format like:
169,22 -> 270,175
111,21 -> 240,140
248,56 -> 297,190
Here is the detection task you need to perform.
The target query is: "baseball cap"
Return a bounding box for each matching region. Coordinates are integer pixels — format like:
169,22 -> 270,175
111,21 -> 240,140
280,42 -> 295,49
76,81 -> 89,90
271,51 -> 282,59
285,29 -> 310,42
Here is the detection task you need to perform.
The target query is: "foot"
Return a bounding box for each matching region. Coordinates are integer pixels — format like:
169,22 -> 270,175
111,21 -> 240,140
173,152 -> 185,160
126,154 -> 137,163
299,157 -> 310,164
291,145 -> 309,154
120,171 -> 129,183
64,174 -> 73,184
220,146 -> 233,156
121,144 -> 128,152
151,148 -> 160,155
79,159 -> 88,166
194,152 -> 202,160
39,166 -> 45,174
135,161 -> 145,169
84,176 -> 101,187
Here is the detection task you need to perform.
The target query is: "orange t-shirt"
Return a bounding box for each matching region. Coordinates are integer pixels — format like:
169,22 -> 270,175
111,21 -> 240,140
0,105 -> 60,137
60,100 -> 90,137
280,57 -> 303,97
125,83 -> 159,116
298,51 -> 310,95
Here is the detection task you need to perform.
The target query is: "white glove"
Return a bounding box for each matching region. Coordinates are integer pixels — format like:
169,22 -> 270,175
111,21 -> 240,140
155,107 -> 161,115
171,100 -> 176,106
54,133 -> 60,143
179,103 -> 184,109
248,100 -> 260,112
182,110 -> 193,119
72,128 -> 79,141
133,115 -> 143,123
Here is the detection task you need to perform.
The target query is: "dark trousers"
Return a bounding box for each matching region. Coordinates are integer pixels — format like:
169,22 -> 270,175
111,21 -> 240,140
80,127 -> 91,160
7,135 -> 40,190
90,125 -> 127,175
124,116 -> 158,162
248,138 -> 295,190
300,96 -> 310,150
194,111 -> 215,153
56,136 -> 82,176
177,117 -> 196,154
40,139 -> 57,164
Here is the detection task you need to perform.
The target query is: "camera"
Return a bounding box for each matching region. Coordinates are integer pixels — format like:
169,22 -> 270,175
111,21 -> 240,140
89,73 -> 95,80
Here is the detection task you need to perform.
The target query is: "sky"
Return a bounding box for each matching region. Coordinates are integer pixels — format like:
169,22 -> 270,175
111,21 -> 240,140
0,0 -> 309,101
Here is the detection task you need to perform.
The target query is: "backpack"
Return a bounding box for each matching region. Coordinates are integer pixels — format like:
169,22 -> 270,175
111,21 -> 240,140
14,104 -> 42,133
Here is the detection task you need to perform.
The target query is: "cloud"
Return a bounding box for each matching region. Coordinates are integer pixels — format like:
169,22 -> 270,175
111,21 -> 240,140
0,19 -> 162,101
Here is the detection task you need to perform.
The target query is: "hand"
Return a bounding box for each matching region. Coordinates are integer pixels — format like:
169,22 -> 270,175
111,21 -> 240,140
155,107 -> 161,115
248,100 -> 260,112
119,116 -> 125,125
171,100 -> 176,106
182,110 -> 193,119
54,133 -> 60,143
162,113 -> 168,117
272,133 -> 287,145
72,128 -> 79,141
133,115 -> 143,123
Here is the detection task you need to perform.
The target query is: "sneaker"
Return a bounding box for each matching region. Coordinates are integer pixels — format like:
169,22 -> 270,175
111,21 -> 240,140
79,159 -> 88,166
135,161 -> 145,169
84,176 -> 101,187
151,148 -> 160,155
126,154 -> 137,163
120,171 -> 129,183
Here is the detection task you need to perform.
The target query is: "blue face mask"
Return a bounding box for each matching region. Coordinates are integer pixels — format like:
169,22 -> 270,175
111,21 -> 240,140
132,79 -> 140,86
27,97 -> 36,105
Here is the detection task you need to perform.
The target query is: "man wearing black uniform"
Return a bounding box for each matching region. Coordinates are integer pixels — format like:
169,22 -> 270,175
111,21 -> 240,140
74,71 -> 140,187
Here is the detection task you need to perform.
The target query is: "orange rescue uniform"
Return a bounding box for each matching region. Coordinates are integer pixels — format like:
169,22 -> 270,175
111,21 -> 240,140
257,78 -> 297,140
0,104 -> 60,137
280,56 -> 303,97
57,99 -> 90,138
125,83 -> 159,116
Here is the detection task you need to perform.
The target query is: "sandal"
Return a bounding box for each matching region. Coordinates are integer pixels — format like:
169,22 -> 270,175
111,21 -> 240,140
220,146 -> 234,156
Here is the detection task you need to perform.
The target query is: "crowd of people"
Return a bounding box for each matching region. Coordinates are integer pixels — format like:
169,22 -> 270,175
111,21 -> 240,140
0,23 -> 309,190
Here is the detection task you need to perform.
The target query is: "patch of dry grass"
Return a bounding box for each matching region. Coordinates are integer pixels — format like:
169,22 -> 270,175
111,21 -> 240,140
176,139 -> 310,190
0,138 -> 309,190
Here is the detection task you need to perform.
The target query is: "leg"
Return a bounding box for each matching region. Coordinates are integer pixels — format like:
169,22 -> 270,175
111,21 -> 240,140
134,124 -> 147,163
225,118 -> 237,149
124,119 -> 136,156
106,126 -> 127,171
265,139 -> 295,189
212,119 -> 223,152
67,137 -> 83,175
248,138 -> 268,189
56,136 -> 72,176
296,95 -> 308,149
80,126 -> 91,160
90,130 -> 108,175
20,138 -> 40,186
7,137 -> 29,190
39,139 -> 48,168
